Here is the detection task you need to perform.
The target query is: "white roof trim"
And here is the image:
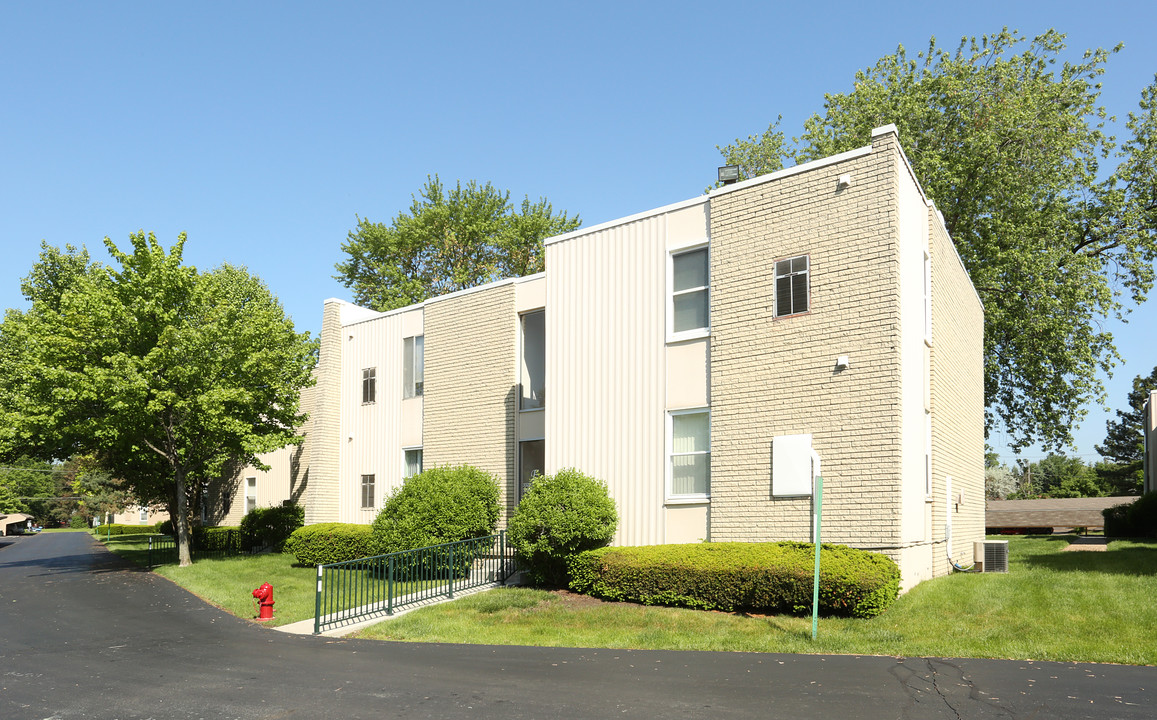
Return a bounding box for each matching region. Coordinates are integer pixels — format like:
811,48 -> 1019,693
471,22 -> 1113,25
337,271 -> 547,327
545,196 -> 709,247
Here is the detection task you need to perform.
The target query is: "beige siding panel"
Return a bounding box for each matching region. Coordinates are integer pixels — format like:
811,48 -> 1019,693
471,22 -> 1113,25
423,285 -> 518,521
546,214 -> 669,548
518,409 -> 545,441
339,310 -> 414,524
515,275 -> 546,312
665,203 -> 709,249
664,503 -> 708,543
306,301 -> 344,524
929,205 -> 985,574
666,339 -> 709,410
709,130 -> 904,554
1147,392 -> 1156,494
897,150 -> 930,557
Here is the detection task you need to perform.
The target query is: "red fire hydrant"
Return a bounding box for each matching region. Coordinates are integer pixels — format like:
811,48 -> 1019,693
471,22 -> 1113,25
252,582 -> 275,622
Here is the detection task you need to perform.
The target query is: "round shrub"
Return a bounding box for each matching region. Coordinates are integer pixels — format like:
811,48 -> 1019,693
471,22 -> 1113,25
69,515 -> 89,529
240,502 -> 305,551
507,467 -> 618,586
157,519 -> 175,536
284,523 -> 374,565
369,465 -> 500,556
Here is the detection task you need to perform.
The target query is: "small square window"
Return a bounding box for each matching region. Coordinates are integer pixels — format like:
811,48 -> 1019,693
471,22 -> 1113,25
775,255 -> 809,317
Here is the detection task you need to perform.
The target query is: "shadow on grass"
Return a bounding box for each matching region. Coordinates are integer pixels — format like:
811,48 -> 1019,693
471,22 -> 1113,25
1020,546 -> 1157,576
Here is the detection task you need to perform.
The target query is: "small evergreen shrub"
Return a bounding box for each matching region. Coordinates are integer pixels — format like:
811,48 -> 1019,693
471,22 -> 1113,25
1104,494 -> 1157,537
240,502 -> 305,551
569,542 -> 900,619
284,523 -> 374,565
369,465 -> 500,578
69,515 -> 89,529
507,468 -> 618,586
157,519 -> 175,536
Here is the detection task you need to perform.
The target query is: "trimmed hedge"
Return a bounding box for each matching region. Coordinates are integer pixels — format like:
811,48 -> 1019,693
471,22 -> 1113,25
240,502 -> 305,551
569,542 -> 900,619
284,523 -> 374,565
507,468 -> 618,586
192,526 -> 243,553
1103,493 -> 1157,537
94,523 -> 161,536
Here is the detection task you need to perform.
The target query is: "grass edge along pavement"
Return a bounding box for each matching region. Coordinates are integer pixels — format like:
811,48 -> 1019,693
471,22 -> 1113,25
99,533 -> 1157,664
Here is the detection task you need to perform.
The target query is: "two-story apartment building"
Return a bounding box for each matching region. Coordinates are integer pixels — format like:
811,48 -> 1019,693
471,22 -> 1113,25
228,125 -> 985,589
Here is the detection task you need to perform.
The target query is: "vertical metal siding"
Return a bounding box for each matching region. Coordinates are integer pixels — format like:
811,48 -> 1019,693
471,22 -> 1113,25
338,309 -> 421,524
546,216 -> 668,547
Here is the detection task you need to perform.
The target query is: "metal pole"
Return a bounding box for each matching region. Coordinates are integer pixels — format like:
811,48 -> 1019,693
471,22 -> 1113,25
313,565 -> 323,635
811,473 -> 823,641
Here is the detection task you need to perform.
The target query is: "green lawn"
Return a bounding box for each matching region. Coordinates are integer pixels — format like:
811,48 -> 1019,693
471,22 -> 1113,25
99,533 -> 1157,663
354,535 -> 1157,664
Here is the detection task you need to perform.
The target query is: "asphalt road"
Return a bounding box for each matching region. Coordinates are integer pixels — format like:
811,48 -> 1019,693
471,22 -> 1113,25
0,532 -> 1152,720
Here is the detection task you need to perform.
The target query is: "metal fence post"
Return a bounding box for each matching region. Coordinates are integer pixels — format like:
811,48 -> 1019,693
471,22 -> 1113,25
148,536 -> 153,568
387,555 -> 395,615
313,565 -> 323,635
448,543 -> 455,600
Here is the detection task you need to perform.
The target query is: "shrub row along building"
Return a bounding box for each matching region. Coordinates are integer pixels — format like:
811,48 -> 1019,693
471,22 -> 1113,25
211,126 -> 985,590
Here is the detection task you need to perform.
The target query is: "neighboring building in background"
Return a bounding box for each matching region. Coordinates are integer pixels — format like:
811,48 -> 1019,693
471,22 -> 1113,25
290,125 -> 985,590
109,506 -> 169,526
1145,390 -> 1156,495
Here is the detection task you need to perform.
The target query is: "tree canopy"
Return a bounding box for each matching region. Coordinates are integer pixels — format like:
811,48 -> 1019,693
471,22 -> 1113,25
1095,365 -> 1157,493
0,233 -> 317,564
335,176 -> 581,311
717,29 -> 1157,451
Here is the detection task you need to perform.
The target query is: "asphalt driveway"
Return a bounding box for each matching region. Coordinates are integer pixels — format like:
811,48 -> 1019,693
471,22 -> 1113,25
0,532 -> 1152,719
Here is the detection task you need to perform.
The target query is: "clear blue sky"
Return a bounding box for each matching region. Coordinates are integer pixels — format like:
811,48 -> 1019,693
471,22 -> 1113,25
1,1 -> 1154,465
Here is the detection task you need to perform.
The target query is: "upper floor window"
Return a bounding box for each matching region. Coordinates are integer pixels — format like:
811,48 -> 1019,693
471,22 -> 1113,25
670,246 -> 709,339
403,335 -> 424,398
520,311 -> 545,410
775,255 -> 809,317
362,367 -> 376,404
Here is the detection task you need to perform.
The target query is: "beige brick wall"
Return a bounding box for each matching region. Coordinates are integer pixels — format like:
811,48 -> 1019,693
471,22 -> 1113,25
305,300 -> 343,524
929,211 -> 985,572
709,133 -> 905,551
423,285 -> 518,521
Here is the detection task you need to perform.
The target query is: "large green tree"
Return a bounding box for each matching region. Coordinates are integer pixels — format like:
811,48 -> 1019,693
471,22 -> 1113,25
0,234 -> 317,564
717,29 -> 1157,451
335,176 -> 581,311
1096,365 -> 1157,494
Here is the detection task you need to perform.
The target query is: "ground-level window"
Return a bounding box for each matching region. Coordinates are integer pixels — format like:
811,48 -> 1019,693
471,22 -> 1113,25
362,367 -> 376,404
245,477 -> 257,514
670,246 -> 709,337
404,449 -> 423,478
403,335 -> 424,398
361,474 -> 375,509
775,255 -> 809,317
669,409 -> 709,498
519,439 -> 545,499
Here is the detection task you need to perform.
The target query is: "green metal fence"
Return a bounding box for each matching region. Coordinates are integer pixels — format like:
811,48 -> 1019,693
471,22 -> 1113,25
145,531 -> 244,566
313,532 -> 514,634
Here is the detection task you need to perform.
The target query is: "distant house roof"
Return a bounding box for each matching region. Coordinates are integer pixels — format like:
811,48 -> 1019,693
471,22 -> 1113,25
986,497 -> 1138,529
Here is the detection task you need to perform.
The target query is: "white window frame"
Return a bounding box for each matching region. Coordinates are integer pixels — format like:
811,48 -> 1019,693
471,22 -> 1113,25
362,367 -> 376,404
518,437 -> 546,500
667,242 -> 710,343
403,447 -> 423,479
245,476 -> 257,514
774,254 -> 810,318
519,310 -> 546,411
666,408 -> 710,503
403,335 -> 424,398
360,473 -> 375,509
139,506 -> 149,524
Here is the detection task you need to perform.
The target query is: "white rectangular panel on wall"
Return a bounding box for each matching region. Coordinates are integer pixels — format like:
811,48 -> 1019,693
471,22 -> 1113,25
772,433 -> 814,497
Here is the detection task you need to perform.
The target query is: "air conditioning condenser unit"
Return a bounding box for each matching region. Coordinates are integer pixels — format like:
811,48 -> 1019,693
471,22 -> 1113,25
974,540 -> 1009,573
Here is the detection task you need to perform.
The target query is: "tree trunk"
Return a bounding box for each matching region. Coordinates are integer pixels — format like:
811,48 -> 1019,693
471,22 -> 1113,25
174,466 -> 193,567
